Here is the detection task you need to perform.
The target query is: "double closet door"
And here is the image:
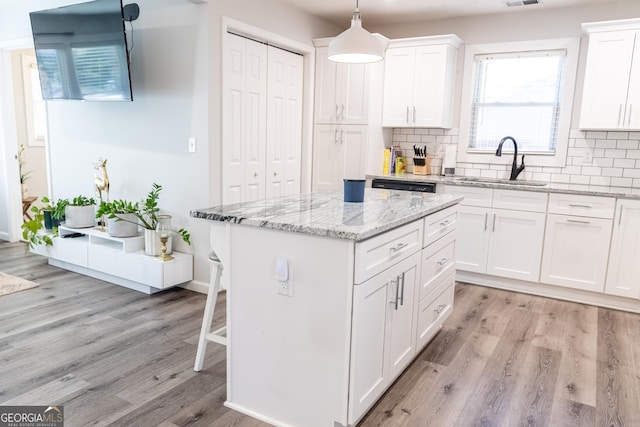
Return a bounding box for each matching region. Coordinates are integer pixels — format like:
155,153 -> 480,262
223,33 -> 304,204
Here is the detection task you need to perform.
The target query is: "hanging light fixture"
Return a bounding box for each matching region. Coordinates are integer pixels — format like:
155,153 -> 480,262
328,0 -> 386,63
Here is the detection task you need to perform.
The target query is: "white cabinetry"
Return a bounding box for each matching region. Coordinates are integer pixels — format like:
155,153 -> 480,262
314,47 -> 369,125
349,205 -> 457,424
382,35 -> 462,128
32,226 -> 193,294
540,193 -> 614,292
312,39 -> 387,191
445,186 -> 547,282
580,20 -> 640,130
605,200 -> 640,298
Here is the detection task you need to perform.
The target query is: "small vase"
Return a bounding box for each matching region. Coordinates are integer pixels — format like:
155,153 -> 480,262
144,228 -> 172,256
43,210 -> 62,230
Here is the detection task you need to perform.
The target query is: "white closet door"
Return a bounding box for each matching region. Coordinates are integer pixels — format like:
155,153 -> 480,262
266,46 -> 303,199
222,34 -> 267,204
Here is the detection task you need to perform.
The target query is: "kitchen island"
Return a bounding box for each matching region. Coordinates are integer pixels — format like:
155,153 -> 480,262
191,189 -> 462,427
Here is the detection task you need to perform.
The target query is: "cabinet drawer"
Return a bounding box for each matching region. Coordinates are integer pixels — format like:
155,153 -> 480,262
492,189 -> 548,213
416,273 -> 454,350
355,220 -> 423,284
420,232 -> 455,300
444,185 -> 493,207
547,193 -> 615,219
423,205 -> 457,247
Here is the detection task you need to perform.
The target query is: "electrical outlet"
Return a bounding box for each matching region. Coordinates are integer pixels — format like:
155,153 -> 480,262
277,280 -> 293,297
188,137 -> 196,153
582,148 -> 593,164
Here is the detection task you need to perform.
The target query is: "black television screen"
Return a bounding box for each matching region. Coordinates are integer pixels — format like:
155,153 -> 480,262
30,0 -> 133,101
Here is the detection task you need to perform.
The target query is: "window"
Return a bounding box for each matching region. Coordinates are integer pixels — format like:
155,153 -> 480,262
458,38 -> 580,167
470,51 -> 565,153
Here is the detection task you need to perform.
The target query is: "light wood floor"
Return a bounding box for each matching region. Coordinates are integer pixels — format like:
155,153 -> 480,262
2,241 -> 640,426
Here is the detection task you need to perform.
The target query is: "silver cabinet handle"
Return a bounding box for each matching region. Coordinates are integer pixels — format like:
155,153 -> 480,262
618,104 -> 623,128
334,128 -> 339,143
568,204 -> 593,209
628,105 -> 633,127
619,204 -> 624,226
273,172 -> 278,177
399,272 -> 405,306
253,172 -> 258,178
406,106 -> 410,123
341,104 -> 345,120
437,258 -> 450,266
440,220 -> 451,227
340,129 -> 344,144
492,214 -> 496,232
434,304 -> 446,314
390,242 -> 409,253
413,106 -> 416,125
392,278 -> 399,311
484,212 -> 488,231
567,219 -> 591,224
335,104 -> 339,120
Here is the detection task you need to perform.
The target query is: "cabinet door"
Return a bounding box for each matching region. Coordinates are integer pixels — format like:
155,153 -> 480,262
486,210 -> 546,282
625,31 -> 640,129
579,30 -> 635,130
412,44 -> 454,128
349,270 -> 392,423
337,62 -> 369,125
540,214 -> 612,292
313,48 -> 339,124
382,47 -> 415,127
266,46 -> 303,199
223,34 -> 268,204
342,125 -> 368,181
605,200 -> 640,298
455,205 -> 490,273
386,252 -> 420,381
312,125 -> 342,191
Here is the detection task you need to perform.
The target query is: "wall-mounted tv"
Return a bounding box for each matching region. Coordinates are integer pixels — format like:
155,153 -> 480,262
30,0 -> 133,101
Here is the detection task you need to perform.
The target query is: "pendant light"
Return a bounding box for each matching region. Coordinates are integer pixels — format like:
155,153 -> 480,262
328,0 -> 385,63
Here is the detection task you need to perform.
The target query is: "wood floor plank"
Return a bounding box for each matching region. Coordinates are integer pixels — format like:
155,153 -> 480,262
5,242 -> 640,427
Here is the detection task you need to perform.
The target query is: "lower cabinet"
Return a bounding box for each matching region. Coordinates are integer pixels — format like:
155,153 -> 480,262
456,205 -> 546,282
349,251 -> 420,423
605,199 -> 640,298
540,214 -> 612,292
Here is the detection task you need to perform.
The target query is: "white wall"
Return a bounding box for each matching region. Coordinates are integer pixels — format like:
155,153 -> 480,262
0,0 -> 339,289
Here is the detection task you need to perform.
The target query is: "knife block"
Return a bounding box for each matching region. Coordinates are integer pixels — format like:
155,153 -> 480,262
413,156 -> 431,175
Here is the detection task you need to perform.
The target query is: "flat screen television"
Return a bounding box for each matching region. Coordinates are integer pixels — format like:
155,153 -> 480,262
30,0 -> 133,101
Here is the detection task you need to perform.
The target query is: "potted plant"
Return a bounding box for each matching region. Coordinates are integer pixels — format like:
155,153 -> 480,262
95,199 -> 140,237
64,195 -> 96,228
21,196 -> 67,248
43,197 -> 68,230
135,183 -> 191,255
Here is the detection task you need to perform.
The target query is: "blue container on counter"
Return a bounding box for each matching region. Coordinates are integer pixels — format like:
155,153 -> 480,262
344,179 -> 366,202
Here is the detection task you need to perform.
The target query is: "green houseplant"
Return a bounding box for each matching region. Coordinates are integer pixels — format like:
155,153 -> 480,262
136,183 -> 191,255
64,195 -> 96,228
95,199 -> 140,237
21,196 -> 67,248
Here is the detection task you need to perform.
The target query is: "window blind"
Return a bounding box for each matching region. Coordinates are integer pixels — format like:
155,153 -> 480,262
469,49 -> 566,153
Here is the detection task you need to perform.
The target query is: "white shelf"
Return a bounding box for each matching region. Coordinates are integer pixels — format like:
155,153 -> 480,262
32,226 -> 193,294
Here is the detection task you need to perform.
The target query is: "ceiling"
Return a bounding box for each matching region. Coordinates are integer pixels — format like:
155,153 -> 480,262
278,0 -> 619,27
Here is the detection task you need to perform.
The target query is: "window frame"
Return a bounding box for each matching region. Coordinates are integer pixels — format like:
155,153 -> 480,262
457,38 -> 580,168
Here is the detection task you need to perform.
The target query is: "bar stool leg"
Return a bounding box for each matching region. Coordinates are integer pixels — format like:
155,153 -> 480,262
194,258 -> 224,372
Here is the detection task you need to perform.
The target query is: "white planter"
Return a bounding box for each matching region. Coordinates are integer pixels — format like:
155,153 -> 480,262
144,228 -> 172,256
65,205 -> 96,228
107,214 -> 139,237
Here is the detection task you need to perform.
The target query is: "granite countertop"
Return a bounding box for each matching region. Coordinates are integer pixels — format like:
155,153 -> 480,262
191,189 -> 462,241
368,174 -> 640,199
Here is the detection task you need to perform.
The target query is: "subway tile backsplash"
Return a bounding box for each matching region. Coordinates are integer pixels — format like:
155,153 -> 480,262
390,128 -> 640,188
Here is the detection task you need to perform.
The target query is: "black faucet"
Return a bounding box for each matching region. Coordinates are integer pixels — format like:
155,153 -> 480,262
495,136 -> 525,181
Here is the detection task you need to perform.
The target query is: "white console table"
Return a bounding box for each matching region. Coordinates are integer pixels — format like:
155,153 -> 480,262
32,226 -> 193,294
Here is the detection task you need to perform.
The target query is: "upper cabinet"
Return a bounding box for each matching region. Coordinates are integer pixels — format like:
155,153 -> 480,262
580,19 -> 640,130
314,47 -> 370,125
382,35 -> 462,128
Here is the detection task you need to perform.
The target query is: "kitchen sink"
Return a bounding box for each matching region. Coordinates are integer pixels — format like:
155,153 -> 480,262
452,177 -> 548,187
